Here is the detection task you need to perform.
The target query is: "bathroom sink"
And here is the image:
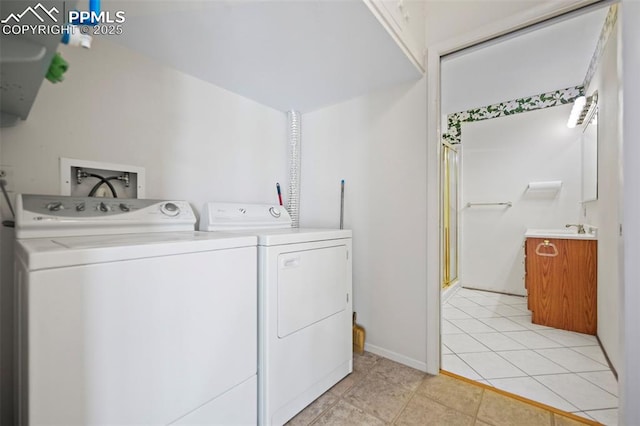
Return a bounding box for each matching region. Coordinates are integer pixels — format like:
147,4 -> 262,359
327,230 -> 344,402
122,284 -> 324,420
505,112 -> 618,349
525,228 -> 597,240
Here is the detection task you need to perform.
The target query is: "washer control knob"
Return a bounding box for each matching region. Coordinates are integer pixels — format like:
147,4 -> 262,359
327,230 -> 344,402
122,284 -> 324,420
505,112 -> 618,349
269,207 -> 281,218
76,202 -> 86,212
161,202 -> 180,216
119,203 -> 130,212
98,202 -> 110,213
46,202 -> 63,212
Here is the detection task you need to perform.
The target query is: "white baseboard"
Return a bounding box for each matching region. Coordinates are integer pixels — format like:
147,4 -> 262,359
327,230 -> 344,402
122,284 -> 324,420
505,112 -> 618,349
364,343 -> 427,372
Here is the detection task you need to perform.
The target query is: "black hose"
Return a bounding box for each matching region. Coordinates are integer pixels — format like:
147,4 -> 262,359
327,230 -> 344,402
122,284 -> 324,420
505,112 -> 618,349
87,174 -> 118,198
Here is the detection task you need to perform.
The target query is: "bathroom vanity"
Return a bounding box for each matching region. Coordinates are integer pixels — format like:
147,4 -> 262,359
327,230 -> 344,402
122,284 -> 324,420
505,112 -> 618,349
524,229 -> 597,335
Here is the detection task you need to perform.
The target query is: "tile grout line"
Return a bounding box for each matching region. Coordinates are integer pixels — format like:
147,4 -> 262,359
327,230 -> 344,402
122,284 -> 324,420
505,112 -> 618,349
566,345 -> 612,367
575,372 -> 619,397
349,358 -> 392,424
306,386 -> 343,425
446,288 -> 618,418
503,355 -> 618,411
450,330 -> 492,353
472,388 -> 487,424
409,374 -> 486,423
448,351 -> 487,382
336,356 -> 418,425
453,331 -> 532,381
460,352 -> 529,382
531,348 -> 611,374
528,329 -> 598,348
491,347 -> 570,377
489,350 -> 571,390
521,370 -> 580,412
305,395 -> 340,426
308,356 -> 381,426
584,407 -> 619,415
388,377 -> 422,425
442,370 -> 602,426
508,299 -> 613,409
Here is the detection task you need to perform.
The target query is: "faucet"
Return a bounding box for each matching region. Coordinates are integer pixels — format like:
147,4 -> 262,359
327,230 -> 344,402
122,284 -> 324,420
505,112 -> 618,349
566,224 -> 586,234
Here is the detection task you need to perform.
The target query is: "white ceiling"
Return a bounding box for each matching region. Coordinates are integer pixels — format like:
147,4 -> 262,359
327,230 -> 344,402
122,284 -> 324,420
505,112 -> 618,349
107,0 -> 422,113
441,5 -> 610,115
425,0 -> 554,47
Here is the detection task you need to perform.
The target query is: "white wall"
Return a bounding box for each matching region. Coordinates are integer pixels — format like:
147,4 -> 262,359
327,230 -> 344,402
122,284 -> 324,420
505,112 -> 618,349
621,1 -> 640,423
0,224 -> 12,425
0,40 -> 288,208
0,38 -> 287,425
0,133 -> 10,426
583,17 -> 621,372
300,78 -> 428,370
461,104 -> 582,295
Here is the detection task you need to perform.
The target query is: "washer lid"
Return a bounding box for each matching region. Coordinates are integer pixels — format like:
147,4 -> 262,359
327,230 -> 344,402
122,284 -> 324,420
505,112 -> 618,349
16,231 -> 257,271
254,228 -> 352,246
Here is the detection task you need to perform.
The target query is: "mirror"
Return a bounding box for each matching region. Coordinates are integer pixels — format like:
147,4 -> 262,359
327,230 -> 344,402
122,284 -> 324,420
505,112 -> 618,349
582,94 -> 598,202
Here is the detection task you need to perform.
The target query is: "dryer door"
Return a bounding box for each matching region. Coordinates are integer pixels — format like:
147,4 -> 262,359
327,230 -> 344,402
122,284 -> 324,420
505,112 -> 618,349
277,245 -> 347,337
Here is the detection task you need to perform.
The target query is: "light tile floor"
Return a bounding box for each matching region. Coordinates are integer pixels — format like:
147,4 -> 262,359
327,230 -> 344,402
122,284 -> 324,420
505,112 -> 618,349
287,352 -> 598,425
442,287 -> 618,425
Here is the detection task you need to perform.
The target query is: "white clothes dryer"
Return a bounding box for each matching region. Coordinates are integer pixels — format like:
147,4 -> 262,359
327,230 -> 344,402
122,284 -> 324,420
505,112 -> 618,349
200,203 -> 353,426
14,195 -> 258,425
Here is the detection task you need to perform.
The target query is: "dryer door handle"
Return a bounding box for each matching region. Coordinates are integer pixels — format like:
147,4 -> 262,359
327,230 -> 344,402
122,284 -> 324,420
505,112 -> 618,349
282,257 -> 300,268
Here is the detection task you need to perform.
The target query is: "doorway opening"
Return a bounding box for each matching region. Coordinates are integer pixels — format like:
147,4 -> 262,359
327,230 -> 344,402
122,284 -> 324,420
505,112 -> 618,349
436,3 -> 619,423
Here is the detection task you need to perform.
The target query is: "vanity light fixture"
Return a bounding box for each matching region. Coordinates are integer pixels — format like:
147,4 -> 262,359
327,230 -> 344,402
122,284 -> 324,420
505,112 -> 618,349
567,96 -> 587,128
567,93 -> 597,128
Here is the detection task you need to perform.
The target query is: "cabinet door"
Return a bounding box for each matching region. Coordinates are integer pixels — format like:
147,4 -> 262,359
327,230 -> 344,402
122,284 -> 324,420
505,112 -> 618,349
525,238 -> 597,335
565,239 -> 597,335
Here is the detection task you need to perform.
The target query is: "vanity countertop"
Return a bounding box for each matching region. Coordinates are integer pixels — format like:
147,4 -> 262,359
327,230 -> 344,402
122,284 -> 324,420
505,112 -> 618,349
525,228 -> 597,240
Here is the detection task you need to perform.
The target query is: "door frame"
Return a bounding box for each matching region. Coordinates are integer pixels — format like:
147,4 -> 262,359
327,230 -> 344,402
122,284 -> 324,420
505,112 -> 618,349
424,0 -> 607,374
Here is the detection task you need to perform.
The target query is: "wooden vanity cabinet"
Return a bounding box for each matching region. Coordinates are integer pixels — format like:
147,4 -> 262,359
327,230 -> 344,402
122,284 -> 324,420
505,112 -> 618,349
525,237 -> 597,335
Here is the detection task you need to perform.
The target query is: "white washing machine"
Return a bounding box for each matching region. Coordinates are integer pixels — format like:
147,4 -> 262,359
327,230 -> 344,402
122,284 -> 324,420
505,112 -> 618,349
14,194 -> 258,425
200,203 -> 353,426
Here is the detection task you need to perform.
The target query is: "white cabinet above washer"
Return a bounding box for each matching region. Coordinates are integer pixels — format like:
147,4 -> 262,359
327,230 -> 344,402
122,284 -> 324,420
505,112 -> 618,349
110,0 -> 425,113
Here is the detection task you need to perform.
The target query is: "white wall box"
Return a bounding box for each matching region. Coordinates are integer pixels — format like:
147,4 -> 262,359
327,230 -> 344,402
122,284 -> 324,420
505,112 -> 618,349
59,158 -> 145,199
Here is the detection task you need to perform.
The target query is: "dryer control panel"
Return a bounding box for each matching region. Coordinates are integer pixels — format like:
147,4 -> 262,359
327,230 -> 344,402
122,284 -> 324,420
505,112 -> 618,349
15,194 -> 196,238
200,202 -> 292,231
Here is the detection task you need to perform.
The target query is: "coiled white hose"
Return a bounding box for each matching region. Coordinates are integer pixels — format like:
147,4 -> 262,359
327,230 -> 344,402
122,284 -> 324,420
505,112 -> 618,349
287,110 -> 301,228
